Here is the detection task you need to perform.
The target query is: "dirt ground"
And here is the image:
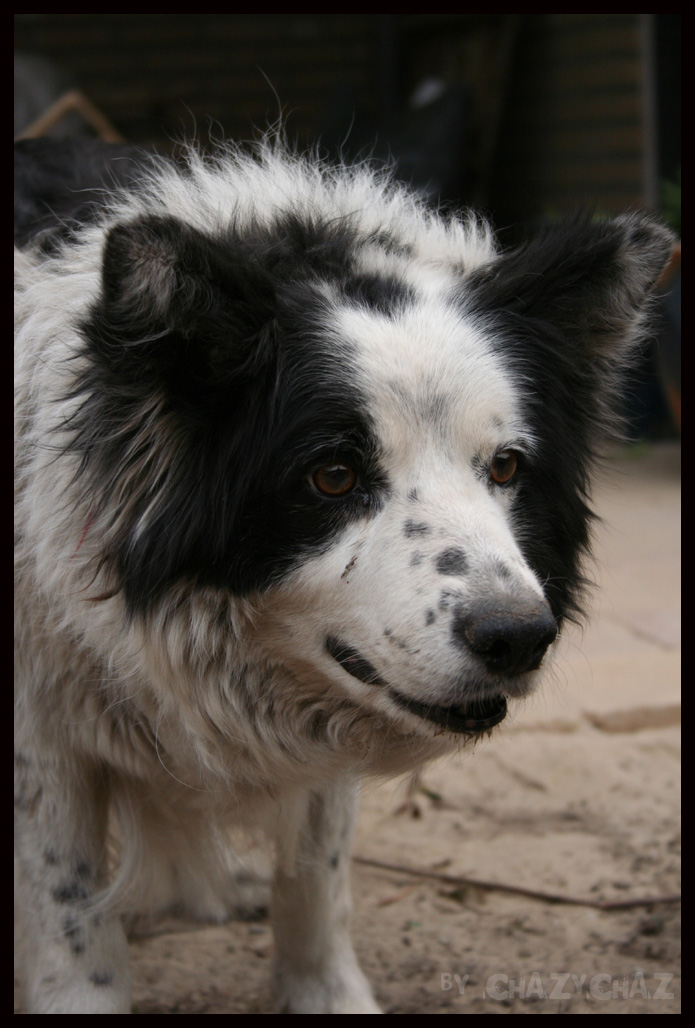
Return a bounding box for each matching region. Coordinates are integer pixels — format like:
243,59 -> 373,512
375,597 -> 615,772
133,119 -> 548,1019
15,443 -> 681,1014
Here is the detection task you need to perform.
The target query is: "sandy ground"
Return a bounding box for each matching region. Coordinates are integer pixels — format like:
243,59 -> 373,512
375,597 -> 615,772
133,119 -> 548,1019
15,442 -> 681,1014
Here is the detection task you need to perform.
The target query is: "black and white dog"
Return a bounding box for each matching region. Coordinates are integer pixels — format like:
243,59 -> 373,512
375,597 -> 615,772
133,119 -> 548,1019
14,138 -> 672,1013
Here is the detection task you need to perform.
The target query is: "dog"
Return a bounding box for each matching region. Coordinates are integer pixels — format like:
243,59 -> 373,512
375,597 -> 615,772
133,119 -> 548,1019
14,137 -> 673,1013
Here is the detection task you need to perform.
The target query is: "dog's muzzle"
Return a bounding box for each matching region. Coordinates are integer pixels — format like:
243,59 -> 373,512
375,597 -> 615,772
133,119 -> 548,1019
325,599 -> 556,736
325,636 -> 508,735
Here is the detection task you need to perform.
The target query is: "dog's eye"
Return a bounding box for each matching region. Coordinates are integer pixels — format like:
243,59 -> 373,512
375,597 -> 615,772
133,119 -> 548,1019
311,464 -> 357,497
490,449 -> 519,486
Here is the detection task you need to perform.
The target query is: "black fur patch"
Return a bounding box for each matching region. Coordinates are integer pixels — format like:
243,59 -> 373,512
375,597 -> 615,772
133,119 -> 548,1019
51,858 -> 94,906
404,520 -> 431,538
464,214 -> 673,623
342,272 -> 413,315
435,548 -> 468,576
71,215 -> 393,611
52,876 -> 91,905
62,916 -> 86,955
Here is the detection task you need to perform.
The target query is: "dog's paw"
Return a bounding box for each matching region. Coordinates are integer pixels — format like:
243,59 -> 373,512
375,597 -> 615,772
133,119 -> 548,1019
184,869 -> 270,925
126,869 -> 270,937
222,869 -> 271,923
274,961 -> 382,1014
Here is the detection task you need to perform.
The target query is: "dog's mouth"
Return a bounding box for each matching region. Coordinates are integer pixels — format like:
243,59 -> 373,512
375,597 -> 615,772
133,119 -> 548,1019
325,636 -> 508,736
390,691 -> 507,735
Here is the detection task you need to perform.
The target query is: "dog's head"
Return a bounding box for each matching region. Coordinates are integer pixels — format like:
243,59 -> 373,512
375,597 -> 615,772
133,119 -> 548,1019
72,154 -> 673,744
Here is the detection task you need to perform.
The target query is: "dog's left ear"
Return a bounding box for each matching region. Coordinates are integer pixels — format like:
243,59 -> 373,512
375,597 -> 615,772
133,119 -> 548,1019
471,213 -> 675,357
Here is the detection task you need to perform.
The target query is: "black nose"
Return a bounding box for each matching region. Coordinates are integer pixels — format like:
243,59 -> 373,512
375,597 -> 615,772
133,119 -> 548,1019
453,602 -> 557,677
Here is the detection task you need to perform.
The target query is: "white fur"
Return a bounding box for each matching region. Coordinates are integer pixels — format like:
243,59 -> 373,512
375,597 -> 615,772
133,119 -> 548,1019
16,142 -> 665,1014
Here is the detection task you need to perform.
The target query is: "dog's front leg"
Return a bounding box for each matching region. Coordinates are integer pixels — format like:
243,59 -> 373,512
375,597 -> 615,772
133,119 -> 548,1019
14,749 -> 131,1014
271,779 -> 381,1013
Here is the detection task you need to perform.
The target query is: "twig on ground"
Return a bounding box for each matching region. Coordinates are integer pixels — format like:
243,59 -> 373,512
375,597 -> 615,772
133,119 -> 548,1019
353,855 -> 680,911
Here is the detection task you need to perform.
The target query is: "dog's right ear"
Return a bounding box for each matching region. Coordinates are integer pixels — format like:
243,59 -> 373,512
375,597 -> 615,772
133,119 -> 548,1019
91,215 -> 278,389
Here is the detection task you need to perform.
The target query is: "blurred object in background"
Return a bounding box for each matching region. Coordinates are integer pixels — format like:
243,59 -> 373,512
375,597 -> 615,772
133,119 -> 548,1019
319,15 -> 520,211
15,52 -> 125,142
15,51 -> 85,138
318,76 -> 469,207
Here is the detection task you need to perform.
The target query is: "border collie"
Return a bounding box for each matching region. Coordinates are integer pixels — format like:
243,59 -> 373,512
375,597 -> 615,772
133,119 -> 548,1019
14,137 -> 672,1014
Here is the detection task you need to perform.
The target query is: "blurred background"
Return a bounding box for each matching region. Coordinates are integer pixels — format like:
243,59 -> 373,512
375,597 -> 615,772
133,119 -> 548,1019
14,13 -> 680,441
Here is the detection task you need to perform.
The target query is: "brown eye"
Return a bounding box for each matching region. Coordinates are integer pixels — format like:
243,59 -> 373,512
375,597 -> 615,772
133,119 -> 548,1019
311,464 -> 357,497
490,449 -> 518,486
